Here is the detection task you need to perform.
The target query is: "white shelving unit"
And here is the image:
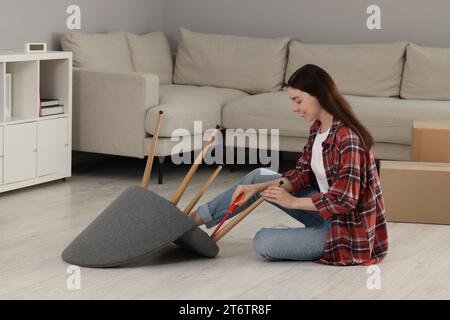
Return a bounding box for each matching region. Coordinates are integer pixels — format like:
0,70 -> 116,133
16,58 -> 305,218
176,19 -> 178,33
0,50 -> 72,193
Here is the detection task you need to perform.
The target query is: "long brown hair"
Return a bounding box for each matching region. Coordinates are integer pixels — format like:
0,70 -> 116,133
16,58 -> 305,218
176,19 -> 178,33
288,64 -> 374,152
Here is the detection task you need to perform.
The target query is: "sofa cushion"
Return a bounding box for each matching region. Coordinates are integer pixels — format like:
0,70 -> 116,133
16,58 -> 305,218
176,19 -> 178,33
345,95 -> 450,145
285,41 -> 407,97
222,91 -> 310,138
222,91 -> 450,145
61,32 -> 133,72
126,32 -> 174,84
401,43 -> 450,100
145,85 -> 248,137
174,28 -> 291,94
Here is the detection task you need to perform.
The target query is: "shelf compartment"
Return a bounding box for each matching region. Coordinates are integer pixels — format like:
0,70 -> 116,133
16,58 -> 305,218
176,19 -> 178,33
5,61 -> 39,122
39,59 -> 70,117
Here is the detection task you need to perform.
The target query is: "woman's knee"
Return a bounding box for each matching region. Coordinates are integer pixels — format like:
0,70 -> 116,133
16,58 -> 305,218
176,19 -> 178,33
239,168 -> 264,185
252,228 -> 277,261
246,168 -> 280,184
253,227 -> 327,261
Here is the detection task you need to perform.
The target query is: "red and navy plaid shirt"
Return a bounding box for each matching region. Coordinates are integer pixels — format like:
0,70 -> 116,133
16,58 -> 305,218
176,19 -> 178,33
283,117 -> 388,266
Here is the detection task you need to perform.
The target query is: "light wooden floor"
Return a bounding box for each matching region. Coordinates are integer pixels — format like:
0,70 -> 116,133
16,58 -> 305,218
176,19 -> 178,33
0,153 -> 449,300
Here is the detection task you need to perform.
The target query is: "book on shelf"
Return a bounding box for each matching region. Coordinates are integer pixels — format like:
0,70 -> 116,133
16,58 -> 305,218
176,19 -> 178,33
40,105 -> 64,117
41,104 -> 64,109
40,99 -> 60,107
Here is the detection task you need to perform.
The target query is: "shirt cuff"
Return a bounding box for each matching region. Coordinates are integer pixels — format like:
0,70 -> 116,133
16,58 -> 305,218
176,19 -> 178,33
311,193 -> 333,221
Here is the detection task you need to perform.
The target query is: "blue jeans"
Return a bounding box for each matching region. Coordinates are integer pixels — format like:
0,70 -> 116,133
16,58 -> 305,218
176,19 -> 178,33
198,168 -> 332,261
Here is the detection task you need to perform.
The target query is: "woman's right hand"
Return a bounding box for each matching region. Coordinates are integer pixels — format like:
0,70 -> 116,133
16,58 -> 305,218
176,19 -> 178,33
230,184 -> 261,207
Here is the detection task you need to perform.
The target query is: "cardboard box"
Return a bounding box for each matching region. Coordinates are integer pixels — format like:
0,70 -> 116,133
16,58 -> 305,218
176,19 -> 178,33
380,161 -> 450,225
412,120 -> 450,163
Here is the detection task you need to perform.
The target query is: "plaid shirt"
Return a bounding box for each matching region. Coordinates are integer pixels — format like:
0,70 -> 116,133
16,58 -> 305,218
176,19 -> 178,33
283,117 -> 388,266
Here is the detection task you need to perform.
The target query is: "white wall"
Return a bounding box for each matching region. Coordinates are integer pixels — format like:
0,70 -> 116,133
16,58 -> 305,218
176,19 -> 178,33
1,0 -> 449,52
164,0 -> 450,48
0,0 -> 164,50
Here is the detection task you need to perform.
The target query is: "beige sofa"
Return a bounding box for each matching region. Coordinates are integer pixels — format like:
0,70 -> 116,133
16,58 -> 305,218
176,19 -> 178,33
62,29 -> 450,183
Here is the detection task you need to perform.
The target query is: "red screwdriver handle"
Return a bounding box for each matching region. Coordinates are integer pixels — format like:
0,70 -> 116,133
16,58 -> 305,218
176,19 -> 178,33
210,192 -> 246,238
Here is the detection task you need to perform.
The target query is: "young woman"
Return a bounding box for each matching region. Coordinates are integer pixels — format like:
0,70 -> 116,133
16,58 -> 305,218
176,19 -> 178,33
189,64 -> 388,266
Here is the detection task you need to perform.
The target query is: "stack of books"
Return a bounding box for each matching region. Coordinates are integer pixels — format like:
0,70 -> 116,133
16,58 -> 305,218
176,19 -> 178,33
40,99 -> 64,117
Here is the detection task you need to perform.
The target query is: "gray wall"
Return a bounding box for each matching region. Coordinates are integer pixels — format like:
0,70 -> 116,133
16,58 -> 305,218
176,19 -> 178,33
164,0 -> 450,48
1,0 -> 449,52
0,0 -> 164,50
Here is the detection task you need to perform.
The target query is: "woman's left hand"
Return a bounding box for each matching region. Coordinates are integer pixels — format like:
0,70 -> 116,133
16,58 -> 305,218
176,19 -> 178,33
261,186 -> 298,209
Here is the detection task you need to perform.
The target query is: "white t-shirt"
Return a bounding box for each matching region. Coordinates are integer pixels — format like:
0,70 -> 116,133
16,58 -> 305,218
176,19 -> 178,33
311,126 -> 331,193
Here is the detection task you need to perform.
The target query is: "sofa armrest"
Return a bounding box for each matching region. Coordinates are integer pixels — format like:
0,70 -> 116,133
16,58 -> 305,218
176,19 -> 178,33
73,67 -> 159,158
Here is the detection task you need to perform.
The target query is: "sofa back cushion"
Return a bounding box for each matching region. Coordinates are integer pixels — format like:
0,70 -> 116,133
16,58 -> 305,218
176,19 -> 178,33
61,32 -> 133,72
126,32 -> 174,84
401,43 -> 450,100
174,28 -> 291,94
285,41 -> 407,97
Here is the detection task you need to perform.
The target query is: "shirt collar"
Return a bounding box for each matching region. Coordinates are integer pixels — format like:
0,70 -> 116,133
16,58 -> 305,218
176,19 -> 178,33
311,116 -> 344,147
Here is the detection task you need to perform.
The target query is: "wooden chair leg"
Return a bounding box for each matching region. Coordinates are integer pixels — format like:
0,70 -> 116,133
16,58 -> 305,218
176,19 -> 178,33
183,165 -> 223,215
170,125 -> 221,205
